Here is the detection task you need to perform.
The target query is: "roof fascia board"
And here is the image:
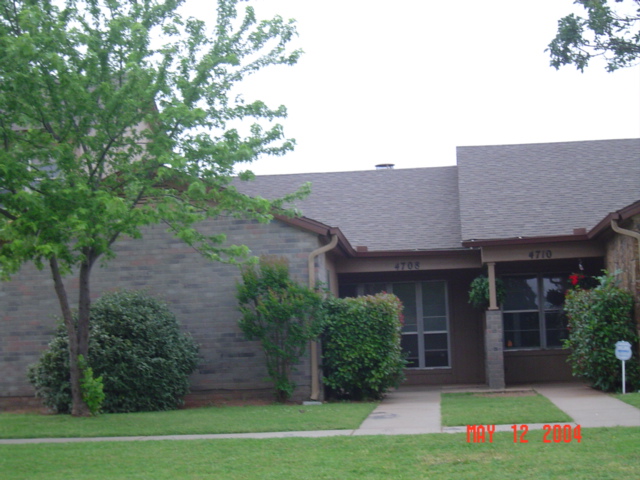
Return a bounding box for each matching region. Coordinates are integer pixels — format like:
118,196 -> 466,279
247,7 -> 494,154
588,199 -> 640,239
273,214 -> 357,256
461,234 -> 589,248
349,248 -> 478,258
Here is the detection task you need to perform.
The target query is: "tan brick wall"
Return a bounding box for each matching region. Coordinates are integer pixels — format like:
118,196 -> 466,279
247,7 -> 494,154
0,216 -> 321,402
605,213 -> 640,328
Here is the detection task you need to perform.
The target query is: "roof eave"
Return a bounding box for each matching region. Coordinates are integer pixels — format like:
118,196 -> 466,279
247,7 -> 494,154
588,199 -> 640,239
349,248 -> 478,258
461,234 -> 590,248
273,214 -> 357,256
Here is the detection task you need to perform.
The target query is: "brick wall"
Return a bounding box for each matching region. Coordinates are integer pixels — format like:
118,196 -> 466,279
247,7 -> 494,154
605,213 -> 640,328
484,309 -> 505,389
0,216 -> 321,404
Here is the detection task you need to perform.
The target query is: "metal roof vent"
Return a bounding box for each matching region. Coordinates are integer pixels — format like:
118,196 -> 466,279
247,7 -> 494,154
375,163 -> 395,170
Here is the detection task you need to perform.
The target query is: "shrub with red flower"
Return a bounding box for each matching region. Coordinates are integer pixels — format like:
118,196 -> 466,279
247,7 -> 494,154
568,273 -> 600,290
563,271 -> 640,392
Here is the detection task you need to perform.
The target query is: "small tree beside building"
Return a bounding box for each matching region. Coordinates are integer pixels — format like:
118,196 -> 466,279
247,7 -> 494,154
237,256 -> 325,402
0,0 -> 302,416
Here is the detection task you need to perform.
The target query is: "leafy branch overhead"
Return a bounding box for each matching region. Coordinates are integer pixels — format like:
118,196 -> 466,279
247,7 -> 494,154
0,0 -> 305,273
548,0 -> 640,71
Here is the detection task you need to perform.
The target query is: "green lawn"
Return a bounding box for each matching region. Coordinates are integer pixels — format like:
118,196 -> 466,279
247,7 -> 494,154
441,391 -> 572,426
0,402 -> 377,439
615,392 -> 640,409
2,427 -> 640,479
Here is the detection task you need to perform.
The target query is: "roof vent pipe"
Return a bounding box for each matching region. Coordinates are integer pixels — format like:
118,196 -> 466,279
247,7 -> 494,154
375,163 -> 394,170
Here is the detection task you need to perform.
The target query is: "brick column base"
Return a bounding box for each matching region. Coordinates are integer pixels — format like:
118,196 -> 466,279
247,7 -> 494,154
485,309 -> 505,389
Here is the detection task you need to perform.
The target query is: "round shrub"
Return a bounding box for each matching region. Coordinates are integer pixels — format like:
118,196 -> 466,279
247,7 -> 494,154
564,272 -> 640,392
322,293 -> 406,400
28,290 -> 199,413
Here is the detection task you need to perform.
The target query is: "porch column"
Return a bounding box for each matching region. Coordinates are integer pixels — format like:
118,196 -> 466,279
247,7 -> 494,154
487,262 -> 498,310
485,262 -> 505,389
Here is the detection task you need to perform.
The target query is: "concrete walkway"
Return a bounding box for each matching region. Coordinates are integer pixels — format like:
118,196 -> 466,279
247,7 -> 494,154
535,383 -> 640,428
355,387 -> 441,436
2,383 -> 639,444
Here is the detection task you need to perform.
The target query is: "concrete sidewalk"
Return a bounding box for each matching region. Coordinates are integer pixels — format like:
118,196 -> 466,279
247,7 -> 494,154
354,387 -> 441,435
535,383 -> 640,428
1,382 -> 639,444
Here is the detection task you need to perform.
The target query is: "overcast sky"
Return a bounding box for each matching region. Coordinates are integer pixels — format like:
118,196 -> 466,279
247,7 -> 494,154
183,0 -> 640,176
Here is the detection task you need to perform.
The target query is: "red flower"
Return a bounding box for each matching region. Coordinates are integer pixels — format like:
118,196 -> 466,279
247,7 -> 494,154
569,274 -> 584,286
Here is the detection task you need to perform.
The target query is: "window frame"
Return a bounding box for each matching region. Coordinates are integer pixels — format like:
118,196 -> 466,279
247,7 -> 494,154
501,273 -> 569,350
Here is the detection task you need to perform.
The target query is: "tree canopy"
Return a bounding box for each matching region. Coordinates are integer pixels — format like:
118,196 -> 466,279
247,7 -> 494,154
548,0 -> 640,71
0,0 -> 305,415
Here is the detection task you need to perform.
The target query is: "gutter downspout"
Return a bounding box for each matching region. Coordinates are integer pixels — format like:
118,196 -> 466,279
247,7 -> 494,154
611,218 -> 640,265
308,233 -> 339,401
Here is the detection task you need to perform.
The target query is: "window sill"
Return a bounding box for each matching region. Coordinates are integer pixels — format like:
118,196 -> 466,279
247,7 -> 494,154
504,348 -> 569,355
404,366 -> 452,370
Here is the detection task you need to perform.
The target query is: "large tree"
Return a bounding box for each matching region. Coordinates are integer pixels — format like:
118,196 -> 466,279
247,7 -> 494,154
548,0 -> 640,71
0,0 -> 305,416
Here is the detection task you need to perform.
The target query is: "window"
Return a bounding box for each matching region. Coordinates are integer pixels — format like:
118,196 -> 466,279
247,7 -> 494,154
339,281 -> 450,369
502,274 -> 570,349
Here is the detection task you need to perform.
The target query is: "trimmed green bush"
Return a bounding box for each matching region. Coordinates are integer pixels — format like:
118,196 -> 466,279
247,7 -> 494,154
237,256 -> 325,402
564,272 -> 640,392
322,293 -> 405,400
28,290 -> 199,413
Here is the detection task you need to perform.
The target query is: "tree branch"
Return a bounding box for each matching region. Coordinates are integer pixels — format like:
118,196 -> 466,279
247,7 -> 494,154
0,207 -> 18,221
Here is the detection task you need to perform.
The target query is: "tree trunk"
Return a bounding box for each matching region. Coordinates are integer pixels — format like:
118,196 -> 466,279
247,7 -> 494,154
77,251 -> 94,368
49,256 -> 91,417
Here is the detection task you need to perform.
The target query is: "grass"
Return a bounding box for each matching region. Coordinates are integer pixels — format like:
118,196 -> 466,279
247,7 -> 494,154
441,391 -> 572,426
0,402 -> 377,439
615,392 -> 640,409
2,427 -> 640,479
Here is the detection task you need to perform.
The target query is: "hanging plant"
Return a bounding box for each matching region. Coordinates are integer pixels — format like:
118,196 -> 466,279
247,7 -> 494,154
468,275 -> 506,310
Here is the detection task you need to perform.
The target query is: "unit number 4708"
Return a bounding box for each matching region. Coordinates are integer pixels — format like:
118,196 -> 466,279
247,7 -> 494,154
394,261 -> 420,271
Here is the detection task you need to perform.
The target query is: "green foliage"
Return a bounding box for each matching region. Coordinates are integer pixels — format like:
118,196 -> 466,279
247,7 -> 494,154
548,0 -> 640,71
0,0 -> 305,276
77,355 -> 105,416
468,275 -> 506,310
0,0 -> 305,415
237,256 -> 325,402
27,335 -> 73,413
322,293 -> 406,400
28,291 -> 199,413
564,272 -> 640,392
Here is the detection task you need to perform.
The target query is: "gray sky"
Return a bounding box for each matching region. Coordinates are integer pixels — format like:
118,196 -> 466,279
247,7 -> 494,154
184,0 -> 640,175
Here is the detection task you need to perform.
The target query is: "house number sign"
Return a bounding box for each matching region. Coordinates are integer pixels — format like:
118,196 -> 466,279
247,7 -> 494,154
394,261 -> 420,271
528,250 -> 553,260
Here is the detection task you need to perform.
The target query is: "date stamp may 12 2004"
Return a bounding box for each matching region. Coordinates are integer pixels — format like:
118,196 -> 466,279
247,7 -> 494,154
466,424 -> 582,443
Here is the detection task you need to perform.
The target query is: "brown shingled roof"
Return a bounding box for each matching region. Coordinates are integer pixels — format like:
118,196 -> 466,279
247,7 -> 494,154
236,167 -> 462,252
236,138 -> 639,252
457,138 -> 640,242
